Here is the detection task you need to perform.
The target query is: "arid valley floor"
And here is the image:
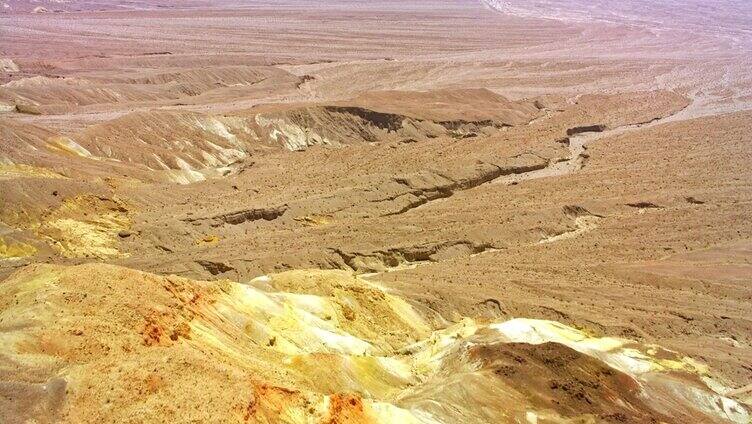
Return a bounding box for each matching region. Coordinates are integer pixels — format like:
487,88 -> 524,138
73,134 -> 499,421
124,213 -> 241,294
1,1 -> 752,423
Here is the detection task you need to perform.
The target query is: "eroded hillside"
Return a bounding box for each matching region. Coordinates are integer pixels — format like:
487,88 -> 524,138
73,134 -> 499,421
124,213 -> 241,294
1,264 -> 747,423
1,0 -> 752,422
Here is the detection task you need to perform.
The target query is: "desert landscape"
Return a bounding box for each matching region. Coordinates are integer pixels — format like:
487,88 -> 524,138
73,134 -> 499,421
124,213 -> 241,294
1,0 -> 751,423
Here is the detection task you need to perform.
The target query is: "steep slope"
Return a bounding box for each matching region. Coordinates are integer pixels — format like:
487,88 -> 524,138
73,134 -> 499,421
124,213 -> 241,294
0,264 -> 747,423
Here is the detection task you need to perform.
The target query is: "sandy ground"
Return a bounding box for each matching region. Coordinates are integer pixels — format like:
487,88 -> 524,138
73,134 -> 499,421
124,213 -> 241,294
1,1 -> 752,422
